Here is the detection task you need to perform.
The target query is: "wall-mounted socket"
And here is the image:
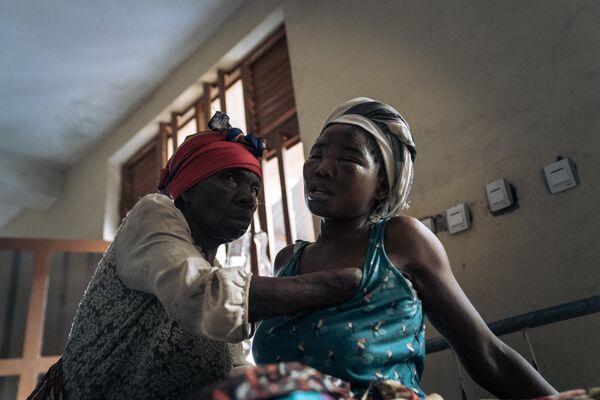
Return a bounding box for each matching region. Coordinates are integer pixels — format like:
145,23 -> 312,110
446,203 -> 471,235
543,157 -> 578,194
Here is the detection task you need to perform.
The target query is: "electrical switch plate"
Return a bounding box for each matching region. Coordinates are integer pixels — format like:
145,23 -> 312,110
419,216 -> 436,234
543,158 -> 578,194
485,178 -> 514,212
446,203 -> 471,234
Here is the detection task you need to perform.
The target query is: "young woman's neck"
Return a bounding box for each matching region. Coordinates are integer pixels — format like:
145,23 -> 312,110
316,215 -> 373,243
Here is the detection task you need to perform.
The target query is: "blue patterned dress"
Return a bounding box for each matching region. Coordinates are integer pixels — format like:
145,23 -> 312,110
252,218 -> 427,398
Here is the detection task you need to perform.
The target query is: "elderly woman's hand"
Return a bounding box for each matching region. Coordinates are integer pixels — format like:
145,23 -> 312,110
248,267 -> 363,322
317,267 -> 363,299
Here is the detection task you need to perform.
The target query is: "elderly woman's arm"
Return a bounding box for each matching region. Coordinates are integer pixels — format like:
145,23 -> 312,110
387,217 -> 557,399
248,243 -> 361,321
115,195 -> 361,343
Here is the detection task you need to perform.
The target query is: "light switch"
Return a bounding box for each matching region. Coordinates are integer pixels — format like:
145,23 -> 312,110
543,158 -> 578,194
485,179 -> 514,212
446,203 -> 471,234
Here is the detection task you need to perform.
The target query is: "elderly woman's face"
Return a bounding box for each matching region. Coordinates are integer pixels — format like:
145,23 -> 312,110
182,168 -> 261,243
303,124 -> 386,220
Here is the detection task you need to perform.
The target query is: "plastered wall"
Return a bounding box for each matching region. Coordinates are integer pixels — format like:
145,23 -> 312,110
282,1 -> 600,397
2,1 -> 599,398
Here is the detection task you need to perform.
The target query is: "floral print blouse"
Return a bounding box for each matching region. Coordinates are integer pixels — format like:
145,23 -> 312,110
253,218 -> 427,399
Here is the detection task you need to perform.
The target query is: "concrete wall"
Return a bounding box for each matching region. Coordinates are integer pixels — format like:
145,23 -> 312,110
282,1 -> 600,397
2,1 -> 599,398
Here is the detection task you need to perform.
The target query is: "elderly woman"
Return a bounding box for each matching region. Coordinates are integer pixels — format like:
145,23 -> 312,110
28,114 -> 362,400
250,98 -> 557,399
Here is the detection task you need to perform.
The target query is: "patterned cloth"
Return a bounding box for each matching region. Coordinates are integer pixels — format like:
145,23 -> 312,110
199,362 -> 352,399
360,379 -> 421,400
27,358 -> 65,400
202,363 -> 600,400
253,218 -> 427,398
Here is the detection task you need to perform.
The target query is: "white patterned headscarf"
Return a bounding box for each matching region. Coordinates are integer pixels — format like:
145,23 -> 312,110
321,97 -> 417,222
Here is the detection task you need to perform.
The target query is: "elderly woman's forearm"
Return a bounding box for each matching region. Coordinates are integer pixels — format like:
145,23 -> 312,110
248,268 -> 362,322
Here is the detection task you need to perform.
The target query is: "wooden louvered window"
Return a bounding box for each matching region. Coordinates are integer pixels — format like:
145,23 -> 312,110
242,28 -> 296,137
241,27 -> 315,265
118,25 -> 314,274
119,134 -> 165,219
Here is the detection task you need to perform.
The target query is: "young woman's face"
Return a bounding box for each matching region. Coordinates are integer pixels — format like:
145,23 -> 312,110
303,124 -> 386,221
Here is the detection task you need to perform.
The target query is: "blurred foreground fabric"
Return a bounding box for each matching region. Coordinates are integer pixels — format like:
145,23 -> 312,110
197,362 -> 599,400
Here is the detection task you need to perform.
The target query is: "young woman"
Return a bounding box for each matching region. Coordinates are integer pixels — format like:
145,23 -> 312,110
251,98 -> 557,399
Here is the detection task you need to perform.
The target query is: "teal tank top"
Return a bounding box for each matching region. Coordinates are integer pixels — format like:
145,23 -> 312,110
252,218 -> 426,398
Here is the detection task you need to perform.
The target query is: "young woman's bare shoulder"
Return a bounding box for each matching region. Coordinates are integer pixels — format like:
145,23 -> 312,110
385,216 -> 444,269
386,215 -> 433,245
273,244 -> 296,275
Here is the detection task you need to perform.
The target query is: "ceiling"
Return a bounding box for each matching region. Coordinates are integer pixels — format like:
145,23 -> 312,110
0,0 -> 246,228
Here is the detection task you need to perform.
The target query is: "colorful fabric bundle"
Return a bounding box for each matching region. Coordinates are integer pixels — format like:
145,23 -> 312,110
199,362 -> 352,400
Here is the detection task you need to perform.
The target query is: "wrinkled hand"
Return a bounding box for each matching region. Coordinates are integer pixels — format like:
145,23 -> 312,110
319,267 -> 363,301
248,267 -> 363,322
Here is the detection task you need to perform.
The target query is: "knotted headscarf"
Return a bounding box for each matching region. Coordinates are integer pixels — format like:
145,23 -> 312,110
158,112 -> 263,200
321,97 -> 417,221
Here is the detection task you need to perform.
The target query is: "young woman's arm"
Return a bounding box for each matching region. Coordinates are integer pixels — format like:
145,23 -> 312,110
386,217 -> 557,398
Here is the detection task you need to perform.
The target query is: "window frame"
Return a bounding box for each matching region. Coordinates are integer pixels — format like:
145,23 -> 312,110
119,26 -> 310,276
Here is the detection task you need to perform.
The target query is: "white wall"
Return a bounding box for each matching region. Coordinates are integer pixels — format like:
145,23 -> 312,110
3,1 -> 599,398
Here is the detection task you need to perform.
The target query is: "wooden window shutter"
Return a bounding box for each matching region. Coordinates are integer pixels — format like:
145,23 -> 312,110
242,27 -> 297,137
119,134 -> 164,219
196,97 -> 208,132
240,26 -> 303,269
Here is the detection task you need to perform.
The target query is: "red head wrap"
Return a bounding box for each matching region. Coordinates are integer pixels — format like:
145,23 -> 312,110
157,131 -> 262,199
